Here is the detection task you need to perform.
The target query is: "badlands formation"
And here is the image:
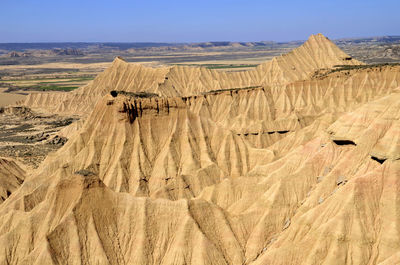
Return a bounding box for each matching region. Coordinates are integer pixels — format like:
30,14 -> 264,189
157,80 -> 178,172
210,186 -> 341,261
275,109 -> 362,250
0,34 -> 399,264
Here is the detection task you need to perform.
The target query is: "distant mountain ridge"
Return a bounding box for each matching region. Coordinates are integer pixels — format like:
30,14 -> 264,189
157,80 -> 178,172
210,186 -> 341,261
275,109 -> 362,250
0,35 -> 399,52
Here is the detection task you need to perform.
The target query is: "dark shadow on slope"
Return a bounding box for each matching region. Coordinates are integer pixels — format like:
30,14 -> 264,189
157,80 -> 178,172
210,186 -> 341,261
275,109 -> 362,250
333,140 -> 356,146
371,156 -> 386,164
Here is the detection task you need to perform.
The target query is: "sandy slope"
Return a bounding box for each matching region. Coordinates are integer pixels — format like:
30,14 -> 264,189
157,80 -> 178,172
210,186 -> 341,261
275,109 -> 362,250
2,89 -> 400,265
0,157 -> 25,203
250,92 -> 400,265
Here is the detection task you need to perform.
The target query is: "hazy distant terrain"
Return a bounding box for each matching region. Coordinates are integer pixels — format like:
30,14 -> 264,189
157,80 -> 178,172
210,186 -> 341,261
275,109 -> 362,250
1,36 -> 400,66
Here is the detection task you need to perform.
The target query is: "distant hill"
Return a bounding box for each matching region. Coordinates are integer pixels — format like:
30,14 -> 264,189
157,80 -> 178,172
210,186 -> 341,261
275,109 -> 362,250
0,35 -> 398,53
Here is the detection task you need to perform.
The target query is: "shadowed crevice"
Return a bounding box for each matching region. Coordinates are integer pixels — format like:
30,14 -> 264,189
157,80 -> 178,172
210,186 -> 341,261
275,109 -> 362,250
333,139 -> 356,146
371,156 -> 386,164
110,90 -> 118,98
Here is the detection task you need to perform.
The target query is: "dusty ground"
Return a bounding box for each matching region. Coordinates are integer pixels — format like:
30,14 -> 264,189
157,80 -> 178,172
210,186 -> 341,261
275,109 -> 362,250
0,62 -> 108,94
0,106 -> 77,168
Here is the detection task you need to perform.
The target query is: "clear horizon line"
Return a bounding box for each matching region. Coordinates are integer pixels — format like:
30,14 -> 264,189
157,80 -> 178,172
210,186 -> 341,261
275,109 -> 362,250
0,34 -> 399,45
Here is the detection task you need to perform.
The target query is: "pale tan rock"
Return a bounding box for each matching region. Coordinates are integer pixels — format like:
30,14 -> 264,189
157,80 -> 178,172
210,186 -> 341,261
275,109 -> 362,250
0,157 -> 25,203
0,34 -> 400,265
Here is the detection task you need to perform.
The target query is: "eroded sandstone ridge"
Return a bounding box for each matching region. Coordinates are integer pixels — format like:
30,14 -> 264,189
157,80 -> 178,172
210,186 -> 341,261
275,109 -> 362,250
1,34 -> 400,264
24,34 -> 362,115
0,157 -> 25,203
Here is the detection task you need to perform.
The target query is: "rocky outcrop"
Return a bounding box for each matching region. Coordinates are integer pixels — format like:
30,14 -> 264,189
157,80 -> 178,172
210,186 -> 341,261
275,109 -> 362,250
0,158 -> 25,203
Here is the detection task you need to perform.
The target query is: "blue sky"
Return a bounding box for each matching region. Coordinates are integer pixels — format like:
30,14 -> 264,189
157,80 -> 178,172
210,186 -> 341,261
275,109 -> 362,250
1,0 -> 399,42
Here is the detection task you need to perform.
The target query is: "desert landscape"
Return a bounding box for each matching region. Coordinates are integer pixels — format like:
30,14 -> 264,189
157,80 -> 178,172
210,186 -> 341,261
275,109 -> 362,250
0,31 -> 399,264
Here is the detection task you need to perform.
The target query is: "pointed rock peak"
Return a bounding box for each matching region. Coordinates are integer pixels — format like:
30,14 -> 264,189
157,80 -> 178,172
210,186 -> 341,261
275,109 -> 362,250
308,33 -> 330,41
303,33 -> 336,48
111,56 -> 127,65
294,33 -> 364,66
115,56 -> 126,62
110,56 -> 146,70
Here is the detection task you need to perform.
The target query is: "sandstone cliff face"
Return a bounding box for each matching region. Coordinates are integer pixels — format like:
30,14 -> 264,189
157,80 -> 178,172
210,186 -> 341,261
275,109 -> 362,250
185,65 -> 400,146
1,34 -> 400,265
30,95 -> 272,199
0,158 -> 25,204
4,90 -> 400,265
250,92 -> 400,265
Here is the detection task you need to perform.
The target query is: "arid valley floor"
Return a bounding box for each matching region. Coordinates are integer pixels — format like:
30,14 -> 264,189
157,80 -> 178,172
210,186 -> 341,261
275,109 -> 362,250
0,34 -> 400,264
